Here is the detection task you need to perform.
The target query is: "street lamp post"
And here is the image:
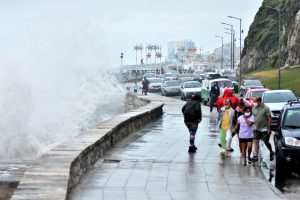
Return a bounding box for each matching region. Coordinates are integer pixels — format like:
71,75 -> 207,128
227,16 -> 242,87
225,27 -> 236,69
221,22 -> 234,70
263,6 -> 282,89
215,35 -> 224,69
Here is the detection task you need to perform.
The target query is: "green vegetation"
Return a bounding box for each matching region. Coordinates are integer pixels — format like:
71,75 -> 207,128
243,0 -> 300,67
247,67 -> 300,97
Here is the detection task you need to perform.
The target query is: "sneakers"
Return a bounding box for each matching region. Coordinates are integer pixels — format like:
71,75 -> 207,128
250,156 -> 258,162
243,159 -> 247,166
188,145 -> 197,153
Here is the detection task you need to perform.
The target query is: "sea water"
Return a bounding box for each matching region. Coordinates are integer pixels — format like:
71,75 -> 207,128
0,20 -> 126,160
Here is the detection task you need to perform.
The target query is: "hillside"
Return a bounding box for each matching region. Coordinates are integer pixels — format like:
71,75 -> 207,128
242,0 -> 300,73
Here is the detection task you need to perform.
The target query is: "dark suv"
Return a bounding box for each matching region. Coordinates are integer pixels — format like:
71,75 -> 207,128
274,100 -> 300,178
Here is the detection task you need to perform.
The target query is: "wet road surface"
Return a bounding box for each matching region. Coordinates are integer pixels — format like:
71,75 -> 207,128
70,93 -> 287,200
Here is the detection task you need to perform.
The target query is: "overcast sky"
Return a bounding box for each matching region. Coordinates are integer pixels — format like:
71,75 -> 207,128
0,0 -> 263,69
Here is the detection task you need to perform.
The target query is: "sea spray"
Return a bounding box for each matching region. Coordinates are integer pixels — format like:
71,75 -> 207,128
0,19 -> 126,160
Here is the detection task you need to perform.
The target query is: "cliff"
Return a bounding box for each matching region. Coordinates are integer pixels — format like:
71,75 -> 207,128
242,0 -> 300,73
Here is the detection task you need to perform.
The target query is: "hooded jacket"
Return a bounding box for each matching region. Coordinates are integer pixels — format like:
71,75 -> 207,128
216,88 -> 239,109
182,100 -> 202,123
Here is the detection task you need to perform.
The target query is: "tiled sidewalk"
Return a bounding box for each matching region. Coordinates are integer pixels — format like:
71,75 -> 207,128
70,94 -> 286,200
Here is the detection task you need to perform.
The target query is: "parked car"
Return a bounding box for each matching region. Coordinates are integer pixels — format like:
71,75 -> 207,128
240,79 -> 264,96
161,80 -> 181,96
193,70 -> 205,81
164,72 -> 176,80
180,76 -> 194,83
201,78 -> 233,105
143,73 -> 156,80
262,90 -> 298,131
180,81 -> 202,101
147,78 -> 163,92
205,72 -> 221,80
274,100 -> 300,179
244,88 -> 270,107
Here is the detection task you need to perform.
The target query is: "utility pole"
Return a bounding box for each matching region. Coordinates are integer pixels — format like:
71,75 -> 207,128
228,16 -> 242,87
215,36 -> 224,69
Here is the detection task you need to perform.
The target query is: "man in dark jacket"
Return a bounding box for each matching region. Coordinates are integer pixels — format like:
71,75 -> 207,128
182,94 -> 202,153
209,82 -> 220,112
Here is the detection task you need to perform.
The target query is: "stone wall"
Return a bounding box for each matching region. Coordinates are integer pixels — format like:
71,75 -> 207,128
10,99 -> 163,200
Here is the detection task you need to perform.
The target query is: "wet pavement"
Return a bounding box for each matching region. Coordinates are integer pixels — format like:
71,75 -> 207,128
70,93 -> 287,200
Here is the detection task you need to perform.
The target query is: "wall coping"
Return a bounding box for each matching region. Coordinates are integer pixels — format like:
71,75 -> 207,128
11,97 -> 163,200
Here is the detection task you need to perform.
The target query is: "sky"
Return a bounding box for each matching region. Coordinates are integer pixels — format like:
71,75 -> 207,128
0,0 -> 263,69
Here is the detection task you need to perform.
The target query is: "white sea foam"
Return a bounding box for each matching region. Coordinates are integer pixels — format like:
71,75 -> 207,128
0,19 -> 126,160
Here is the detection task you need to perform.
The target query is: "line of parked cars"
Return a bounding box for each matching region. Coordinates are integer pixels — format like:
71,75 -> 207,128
142,71 -> 300,180
238,79 -> 300,179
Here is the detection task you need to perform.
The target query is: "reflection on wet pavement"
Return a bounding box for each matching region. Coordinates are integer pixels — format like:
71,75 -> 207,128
259,137 -> 300,200
70,94 -> 287,200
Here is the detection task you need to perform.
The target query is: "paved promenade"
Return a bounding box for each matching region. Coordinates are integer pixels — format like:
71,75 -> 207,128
70,94 -> 286,200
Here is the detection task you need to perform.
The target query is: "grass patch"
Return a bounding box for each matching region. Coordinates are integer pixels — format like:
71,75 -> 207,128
246,67 -> 300,97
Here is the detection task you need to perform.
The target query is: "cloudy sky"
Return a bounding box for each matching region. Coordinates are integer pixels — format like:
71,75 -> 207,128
0,0 -> 263,69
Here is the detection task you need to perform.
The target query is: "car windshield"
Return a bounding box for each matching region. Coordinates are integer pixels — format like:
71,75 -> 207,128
263,92 -> 296,103
184,81 -> 201,88
164,73 -> 174,78
165,80 -> 181,86
211,80 -> 233,88
251,91 -> 265,98
283,109 -> 300,128
245,80 -> 263,87
181,77 -> 193,81
149,79 -> 162,83
144,73 -> 155,78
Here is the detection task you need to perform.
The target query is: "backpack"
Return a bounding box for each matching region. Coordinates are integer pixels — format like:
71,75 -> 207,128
183,102 -> 198,119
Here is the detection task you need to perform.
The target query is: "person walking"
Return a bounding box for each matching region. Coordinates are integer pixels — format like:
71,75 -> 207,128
217,99 -> 236,163
182,94 -> 202,153
133,82 -> 138,93
220,82 -> 227,97
209,82 -> 220,112
234,106 -> 255,166
234,99 -> 246,156
142,77 -> 149,95
252,96 -> 274,162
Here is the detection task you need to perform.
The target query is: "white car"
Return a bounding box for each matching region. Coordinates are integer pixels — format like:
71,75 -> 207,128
148,78 -> 163,92
262,90 -> 298,130
180,81 -> 202,101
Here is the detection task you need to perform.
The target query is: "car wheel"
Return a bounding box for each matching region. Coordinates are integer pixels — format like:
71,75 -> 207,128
275,150 -> 288,179
165,93 -> 169,97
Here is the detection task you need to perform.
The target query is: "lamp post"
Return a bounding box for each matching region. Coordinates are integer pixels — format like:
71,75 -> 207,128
227,16 -> 242,87
221,22 -> 234,70
263,6 -> 282,89
215,35 -> 224,69
225,27 -> 236,69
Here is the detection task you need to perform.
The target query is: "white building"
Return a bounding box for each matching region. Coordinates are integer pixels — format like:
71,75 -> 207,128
167,40 -> 196,62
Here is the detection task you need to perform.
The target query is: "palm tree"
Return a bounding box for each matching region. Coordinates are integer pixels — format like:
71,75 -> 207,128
139,44 -> 143,64
155,52 -> 162,63
146,52 -> 151,64
133,44 -> 139,65
153,44 -> 159,63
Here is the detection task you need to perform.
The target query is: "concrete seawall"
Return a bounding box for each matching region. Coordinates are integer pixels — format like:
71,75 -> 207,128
10,97 -> 163,200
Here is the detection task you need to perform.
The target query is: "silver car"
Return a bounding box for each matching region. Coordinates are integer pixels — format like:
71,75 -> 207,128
161,80 -> 181,96
262,90 -> 297,130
